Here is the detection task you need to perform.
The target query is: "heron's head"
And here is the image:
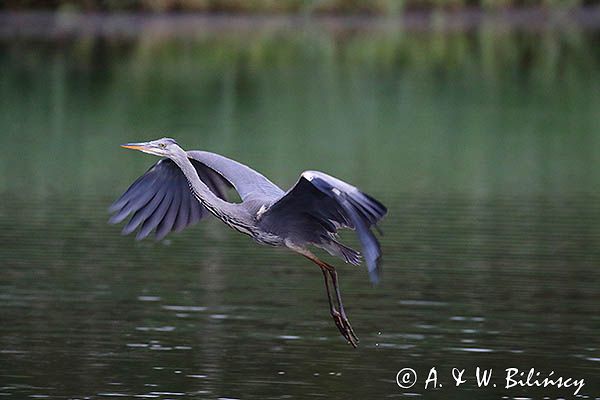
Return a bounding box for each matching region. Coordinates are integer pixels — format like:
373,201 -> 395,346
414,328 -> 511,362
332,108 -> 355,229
121,137 -> 183,158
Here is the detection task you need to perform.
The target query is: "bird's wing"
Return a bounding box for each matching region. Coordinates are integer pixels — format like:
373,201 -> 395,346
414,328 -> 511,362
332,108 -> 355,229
108,158 -> 232,240
186,151 -> 284,201
260,170 -> 387,283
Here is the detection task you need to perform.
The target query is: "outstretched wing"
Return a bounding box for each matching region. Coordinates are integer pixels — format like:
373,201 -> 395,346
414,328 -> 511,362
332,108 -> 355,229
108,158 -> 232,240
186,151 -> 284,201
260,170 -> 387,283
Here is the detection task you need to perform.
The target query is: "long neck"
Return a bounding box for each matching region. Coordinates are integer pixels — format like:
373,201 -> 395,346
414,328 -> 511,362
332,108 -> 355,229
170,152 -> 243,222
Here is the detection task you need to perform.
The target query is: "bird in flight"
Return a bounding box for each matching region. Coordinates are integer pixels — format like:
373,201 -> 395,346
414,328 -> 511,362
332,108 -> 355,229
109,138 -> 387,347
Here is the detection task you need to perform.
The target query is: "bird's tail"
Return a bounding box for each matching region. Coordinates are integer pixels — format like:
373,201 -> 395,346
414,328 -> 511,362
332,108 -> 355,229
320,239 -> 362,266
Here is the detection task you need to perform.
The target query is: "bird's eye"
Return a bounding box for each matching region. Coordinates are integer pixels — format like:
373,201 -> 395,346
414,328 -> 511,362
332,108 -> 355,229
159,143 -> 166,148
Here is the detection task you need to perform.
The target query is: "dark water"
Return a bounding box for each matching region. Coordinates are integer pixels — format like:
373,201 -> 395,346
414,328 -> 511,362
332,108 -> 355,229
1,16 -> 600,399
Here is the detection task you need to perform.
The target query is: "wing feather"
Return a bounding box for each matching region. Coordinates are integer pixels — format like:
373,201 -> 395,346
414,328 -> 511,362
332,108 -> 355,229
172,184 -> 190,233
186,150 -> 283,200
122,188 -> 166,235
260,170 -> 387,283
155,188 -> 181,240
109,157 -> 233,240
137,190 -> 174,240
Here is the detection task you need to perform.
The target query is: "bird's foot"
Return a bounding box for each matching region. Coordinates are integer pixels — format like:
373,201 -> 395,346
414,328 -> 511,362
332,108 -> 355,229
331,309 -> 359,348
340,311 -> 359,345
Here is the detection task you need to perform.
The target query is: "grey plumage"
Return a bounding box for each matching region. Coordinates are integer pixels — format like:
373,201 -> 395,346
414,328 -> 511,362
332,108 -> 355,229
258,171 -> 386,283
109,138 -> 387,347
109,158 -> 232,240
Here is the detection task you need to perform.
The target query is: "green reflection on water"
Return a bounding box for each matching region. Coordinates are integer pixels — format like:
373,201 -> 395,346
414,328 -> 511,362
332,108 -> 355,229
0,26 -> 599,399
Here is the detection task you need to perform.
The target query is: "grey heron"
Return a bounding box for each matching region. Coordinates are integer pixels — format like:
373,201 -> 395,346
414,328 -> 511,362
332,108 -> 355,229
109,138 -> 387,347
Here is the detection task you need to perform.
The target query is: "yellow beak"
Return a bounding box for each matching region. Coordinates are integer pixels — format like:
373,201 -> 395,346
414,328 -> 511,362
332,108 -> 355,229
121,143 -> 147,151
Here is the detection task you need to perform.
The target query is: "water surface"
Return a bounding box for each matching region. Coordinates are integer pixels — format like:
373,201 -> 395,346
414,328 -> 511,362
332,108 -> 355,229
1,16 -> 599,399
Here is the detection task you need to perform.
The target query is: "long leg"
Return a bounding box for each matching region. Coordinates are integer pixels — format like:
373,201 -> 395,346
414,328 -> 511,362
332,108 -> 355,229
302,254 -> 359,347
320,266 -> 353,344
328,267 -> 359,343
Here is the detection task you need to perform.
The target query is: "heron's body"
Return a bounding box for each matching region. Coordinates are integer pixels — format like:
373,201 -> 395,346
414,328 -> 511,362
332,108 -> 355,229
110,138 -> 387,347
